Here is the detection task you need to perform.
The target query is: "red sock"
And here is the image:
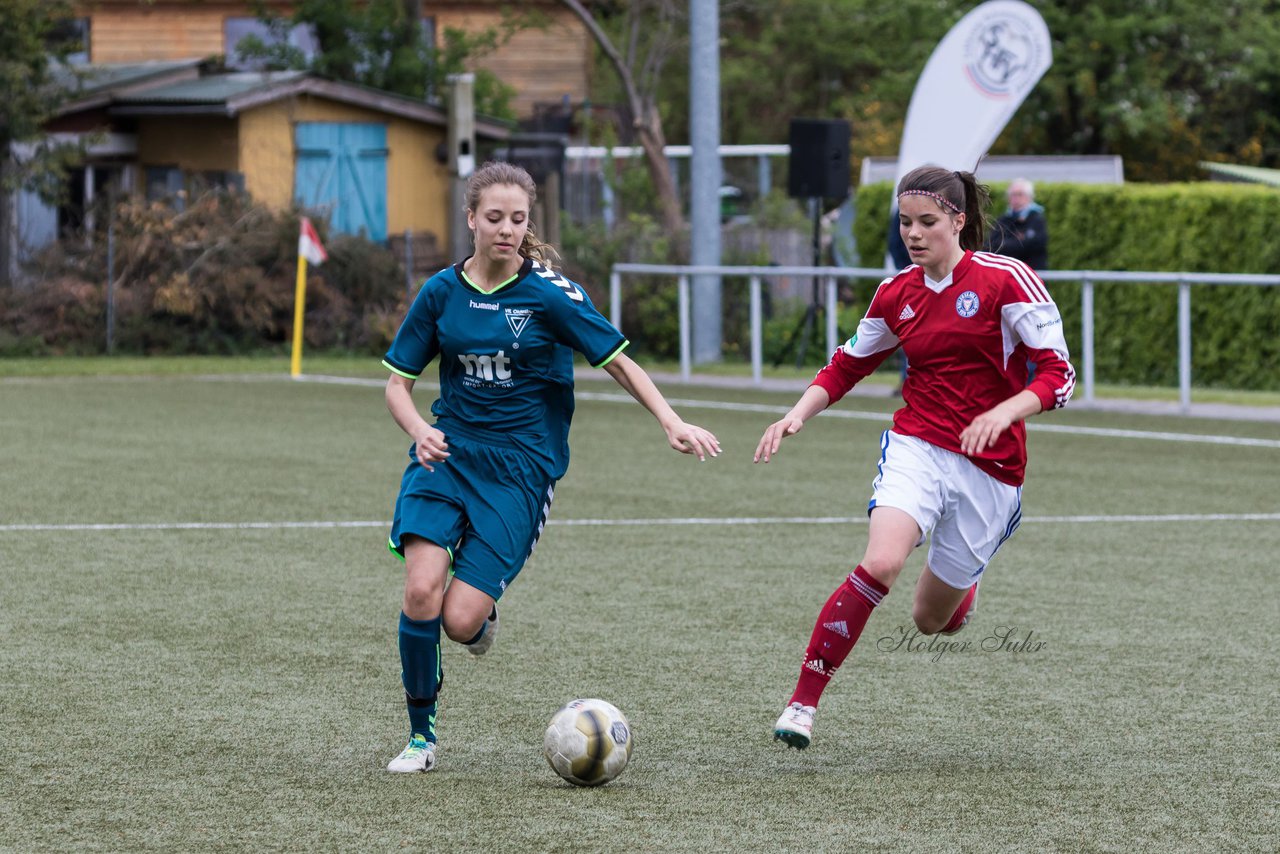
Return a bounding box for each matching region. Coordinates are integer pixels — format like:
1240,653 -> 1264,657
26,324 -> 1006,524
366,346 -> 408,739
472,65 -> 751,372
790,566 -> 889,708
940,583 -> 977,634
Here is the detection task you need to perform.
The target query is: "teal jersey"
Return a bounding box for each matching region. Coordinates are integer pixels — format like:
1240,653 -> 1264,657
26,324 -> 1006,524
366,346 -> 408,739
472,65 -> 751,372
383,257 -> 629,479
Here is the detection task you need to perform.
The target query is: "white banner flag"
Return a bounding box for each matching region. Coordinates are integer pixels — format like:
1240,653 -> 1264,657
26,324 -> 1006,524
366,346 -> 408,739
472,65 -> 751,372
894,0 -> 1052,188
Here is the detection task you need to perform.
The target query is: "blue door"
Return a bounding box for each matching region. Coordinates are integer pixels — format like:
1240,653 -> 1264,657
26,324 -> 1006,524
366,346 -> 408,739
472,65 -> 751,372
295,122 -> 388,242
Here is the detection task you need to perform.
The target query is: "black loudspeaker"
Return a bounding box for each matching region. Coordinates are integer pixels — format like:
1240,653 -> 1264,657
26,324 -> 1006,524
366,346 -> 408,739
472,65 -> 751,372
787,118 -> 851,200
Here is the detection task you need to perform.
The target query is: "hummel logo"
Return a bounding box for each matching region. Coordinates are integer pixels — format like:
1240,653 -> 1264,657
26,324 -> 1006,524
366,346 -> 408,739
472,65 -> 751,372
898,304 -> 916,321
823,620 -> 850,639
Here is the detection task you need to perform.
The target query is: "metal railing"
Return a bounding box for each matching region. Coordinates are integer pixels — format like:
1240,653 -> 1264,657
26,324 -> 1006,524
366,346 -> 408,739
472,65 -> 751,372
609,263 -> 1280,412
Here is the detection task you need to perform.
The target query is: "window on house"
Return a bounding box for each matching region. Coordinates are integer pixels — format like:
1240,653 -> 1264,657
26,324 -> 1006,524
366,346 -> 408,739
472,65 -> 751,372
49,17 -> 91,65
224,17 -> 318,70
145,167 -> 187,210
145,167 -> 244,208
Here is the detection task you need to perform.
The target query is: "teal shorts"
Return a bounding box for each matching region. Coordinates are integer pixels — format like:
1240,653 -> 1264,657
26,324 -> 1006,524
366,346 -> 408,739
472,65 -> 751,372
388,432 -> 556,600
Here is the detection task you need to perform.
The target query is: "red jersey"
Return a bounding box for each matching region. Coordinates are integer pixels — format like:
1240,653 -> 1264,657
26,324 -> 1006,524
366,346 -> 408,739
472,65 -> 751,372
812,251 -> 1074,486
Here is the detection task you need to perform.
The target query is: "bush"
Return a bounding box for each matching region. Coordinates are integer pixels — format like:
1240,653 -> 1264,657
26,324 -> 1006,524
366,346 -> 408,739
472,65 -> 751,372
2,190 -> 408,357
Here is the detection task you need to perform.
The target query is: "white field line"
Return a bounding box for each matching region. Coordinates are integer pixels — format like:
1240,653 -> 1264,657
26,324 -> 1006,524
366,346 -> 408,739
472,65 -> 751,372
4,513 -> 1280,533
291,377 -> 1280,449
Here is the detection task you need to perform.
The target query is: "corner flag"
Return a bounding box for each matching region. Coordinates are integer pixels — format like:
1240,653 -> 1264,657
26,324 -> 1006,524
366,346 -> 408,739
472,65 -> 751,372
298,217 -> 328,266
291,217 -> 327,378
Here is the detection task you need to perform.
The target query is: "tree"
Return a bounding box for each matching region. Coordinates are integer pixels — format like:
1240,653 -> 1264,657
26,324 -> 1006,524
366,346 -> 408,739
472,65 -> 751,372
0,0 -> 80,284
238,0 -> 520,120
558,0 -> 687,240
615,0 -> 1280,184
1002,0 -> 1280,180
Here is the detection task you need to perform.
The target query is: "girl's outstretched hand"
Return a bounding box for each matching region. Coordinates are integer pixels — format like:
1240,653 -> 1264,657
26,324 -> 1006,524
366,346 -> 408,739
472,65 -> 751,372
663,420 -> 721,462
754,416 -> 805,463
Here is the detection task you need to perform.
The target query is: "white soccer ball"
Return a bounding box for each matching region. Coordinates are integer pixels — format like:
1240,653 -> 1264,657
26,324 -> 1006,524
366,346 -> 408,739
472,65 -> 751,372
542,698 -> 633,787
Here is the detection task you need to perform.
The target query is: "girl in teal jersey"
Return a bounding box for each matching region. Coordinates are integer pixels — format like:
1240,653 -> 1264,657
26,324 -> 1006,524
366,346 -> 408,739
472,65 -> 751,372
383,162 -> 721,772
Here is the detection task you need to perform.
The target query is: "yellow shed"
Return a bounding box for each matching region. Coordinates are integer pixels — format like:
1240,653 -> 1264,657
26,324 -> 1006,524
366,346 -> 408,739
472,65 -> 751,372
109,70 -> 510,248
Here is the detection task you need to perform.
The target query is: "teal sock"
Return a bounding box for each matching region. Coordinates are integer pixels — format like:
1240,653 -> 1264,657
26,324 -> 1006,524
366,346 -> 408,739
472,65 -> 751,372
398,612 -> 441,742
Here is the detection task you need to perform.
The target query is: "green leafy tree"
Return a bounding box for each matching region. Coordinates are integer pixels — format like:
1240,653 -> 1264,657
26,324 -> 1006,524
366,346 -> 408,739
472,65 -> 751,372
238,0 -> 519,121
1003,0 -> 1280,179
0,0 -> 82,284
610,0 -> 1280,183
559,0 -> 688,241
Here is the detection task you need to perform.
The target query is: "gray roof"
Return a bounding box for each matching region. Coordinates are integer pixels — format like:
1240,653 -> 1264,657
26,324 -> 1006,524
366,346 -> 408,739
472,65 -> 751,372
54,59 -> 206,112
108,71 -> 510,139
112,71 -> 307,106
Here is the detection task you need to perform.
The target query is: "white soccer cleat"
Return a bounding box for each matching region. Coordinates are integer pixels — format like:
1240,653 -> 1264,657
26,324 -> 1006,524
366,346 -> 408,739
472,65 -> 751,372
466,607 -> 499,657
387,735 -> 437,773
773,702 -> 816,750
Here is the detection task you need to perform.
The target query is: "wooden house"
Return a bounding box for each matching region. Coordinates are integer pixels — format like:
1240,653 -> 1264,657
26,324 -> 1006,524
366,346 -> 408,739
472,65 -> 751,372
75,0 -> 592,119
8,2 -> 594,279
8,61 -> 510,283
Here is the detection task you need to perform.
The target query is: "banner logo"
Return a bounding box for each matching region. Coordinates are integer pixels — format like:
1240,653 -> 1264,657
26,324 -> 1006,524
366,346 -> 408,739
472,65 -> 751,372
964,12 -> 1045,98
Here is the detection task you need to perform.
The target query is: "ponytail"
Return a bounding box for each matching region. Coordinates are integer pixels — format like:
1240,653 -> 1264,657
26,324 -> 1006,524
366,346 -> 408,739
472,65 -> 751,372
896,165 -> 990,252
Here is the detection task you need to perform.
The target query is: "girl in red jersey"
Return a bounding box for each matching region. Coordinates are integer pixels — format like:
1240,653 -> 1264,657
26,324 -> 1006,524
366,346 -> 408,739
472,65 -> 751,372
755,165 -> 1075,749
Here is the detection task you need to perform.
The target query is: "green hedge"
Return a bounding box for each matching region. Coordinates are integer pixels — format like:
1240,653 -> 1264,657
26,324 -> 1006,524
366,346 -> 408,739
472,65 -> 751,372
853,181 -> 1280,390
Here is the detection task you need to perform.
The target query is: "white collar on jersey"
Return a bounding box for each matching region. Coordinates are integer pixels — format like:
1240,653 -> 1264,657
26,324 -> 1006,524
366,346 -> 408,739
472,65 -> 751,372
922,271 -> 954,293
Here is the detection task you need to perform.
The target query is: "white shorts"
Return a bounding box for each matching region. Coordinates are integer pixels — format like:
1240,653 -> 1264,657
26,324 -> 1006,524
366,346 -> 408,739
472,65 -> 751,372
868,430 -> 1022,589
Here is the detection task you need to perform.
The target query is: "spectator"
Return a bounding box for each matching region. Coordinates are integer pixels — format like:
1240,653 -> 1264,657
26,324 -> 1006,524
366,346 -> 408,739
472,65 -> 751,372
986,178 -> 1048,269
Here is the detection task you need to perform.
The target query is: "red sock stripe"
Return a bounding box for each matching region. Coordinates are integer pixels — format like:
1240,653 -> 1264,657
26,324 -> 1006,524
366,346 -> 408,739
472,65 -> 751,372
848,565 -> 888,605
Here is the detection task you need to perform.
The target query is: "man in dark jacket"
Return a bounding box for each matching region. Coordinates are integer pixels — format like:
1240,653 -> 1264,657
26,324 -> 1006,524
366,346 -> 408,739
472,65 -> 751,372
986,178 -> 1048,269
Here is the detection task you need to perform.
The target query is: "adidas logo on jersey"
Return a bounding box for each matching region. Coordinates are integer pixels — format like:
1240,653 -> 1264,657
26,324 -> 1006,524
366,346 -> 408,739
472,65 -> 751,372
822,620 -> 850,639
898,304 -> 916,321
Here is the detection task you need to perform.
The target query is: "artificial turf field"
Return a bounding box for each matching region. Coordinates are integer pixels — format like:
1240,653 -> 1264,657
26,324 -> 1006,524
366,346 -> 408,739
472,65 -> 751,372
2,364 -> 1277,852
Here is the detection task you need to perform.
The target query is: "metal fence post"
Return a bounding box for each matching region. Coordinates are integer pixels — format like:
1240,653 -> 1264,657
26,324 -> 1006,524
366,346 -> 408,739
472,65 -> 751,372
404,229 -> 414,300
1080,278 -> 1094,403
609,270 -> 622,331
1178,279 -> 1192,412
749,276 -> 763,386
678,275 -> 691,382
825,276 -> 838,357
106,200 -> 116,355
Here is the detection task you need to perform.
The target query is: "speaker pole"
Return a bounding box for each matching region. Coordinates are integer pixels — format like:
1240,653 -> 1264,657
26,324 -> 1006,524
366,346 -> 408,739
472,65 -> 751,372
781,117 -> 850,370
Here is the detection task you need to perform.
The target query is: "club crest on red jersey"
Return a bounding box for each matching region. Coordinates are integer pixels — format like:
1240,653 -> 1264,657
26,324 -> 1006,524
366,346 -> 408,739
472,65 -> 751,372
956,290 -> 980,318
